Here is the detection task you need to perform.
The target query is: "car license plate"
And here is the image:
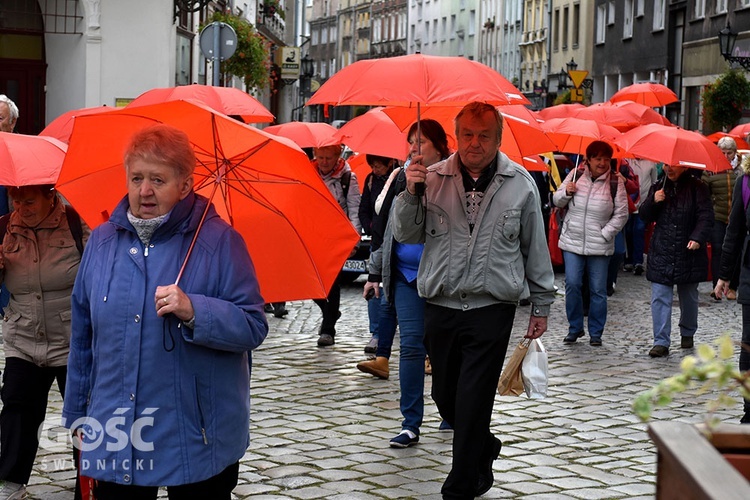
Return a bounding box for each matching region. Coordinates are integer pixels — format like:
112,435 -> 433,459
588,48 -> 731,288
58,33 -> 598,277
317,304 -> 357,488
343,260 -> 366,272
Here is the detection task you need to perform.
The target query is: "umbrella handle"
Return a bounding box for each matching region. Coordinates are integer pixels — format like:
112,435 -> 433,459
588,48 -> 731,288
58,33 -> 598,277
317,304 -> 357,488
414,104 -> 426,197
174,181 -> 219,286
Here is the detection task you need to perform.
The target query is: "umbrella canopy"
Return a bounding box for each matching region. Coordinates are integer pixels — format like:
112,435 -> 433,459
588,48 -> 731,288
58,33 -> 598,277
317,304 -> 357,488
0,132 -> 67,186
57,100 -> 360,302
609,83 -> 679,107
264,121 -> 339,149
39,106 -> 115,144
307,54 -> 528,108
537,103 -> 585,121
346,153 -> 372,194
571,103 -> 643,132
706,131 -> 750,150
729,123 -> 750,138
332,108 -> 409,160
540,117 -> 623,156
614,124 -> 731,172
127,84 -> 274,123
607,101 -> 672,126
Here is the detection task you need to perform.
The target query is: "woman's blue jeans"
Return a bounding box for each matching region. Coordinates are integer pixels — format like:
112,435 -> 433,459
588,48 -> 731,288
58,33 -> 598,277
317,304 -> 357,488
563,252 -> 609,339
392,275 -> 426,435
375,289 -> 398,359
651,282 -> 699,347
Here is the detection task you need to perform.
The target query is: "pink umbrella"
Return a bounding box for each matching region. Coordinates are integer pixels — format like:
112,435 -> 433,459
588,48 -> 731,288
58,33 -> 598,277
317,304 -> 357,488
0,132 -> 67,186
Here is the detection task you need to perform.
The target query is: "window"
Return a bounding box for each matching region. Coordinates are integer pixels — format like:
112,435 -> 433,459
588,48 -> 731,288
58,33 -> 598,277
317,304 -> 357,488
553,9 -> 560,51
596,4 -> 606,43
451,14 -> 456,39
469,10 -> 475,36
573,3 -> 580,47
322,26 -> 328,43
742,0 -> 750,7
425,20 -> 430,44
433,18 -> 438,42
636,0 -> 644,17
175,33 -> 191,86
608,1 -> 615,25
441,17 -> 447,41
562,7 -> 569,49
716,0 -> 727,14
312,27 -> 319,45
694,0 -> 705,19
653,0 -> 665,30
624,0 -> 633,38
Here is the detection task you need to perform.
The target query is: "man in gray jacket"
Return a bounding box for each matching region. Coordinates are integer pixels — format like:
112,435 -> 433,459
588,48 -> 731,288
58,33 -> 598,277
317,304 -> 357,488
392,102 -> 555,499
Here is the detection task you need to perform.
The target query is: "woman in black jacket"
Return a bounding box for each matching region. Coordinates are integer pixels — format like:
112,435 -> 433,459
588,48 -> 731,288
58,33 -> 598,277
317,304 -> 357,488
640,164 -> 714,358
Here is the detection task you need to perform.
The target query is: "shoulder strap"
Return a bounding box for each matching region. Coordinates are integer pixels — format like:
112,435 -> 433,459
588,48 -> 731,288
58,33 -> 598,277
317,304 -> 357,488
65,205 -> 85,256
0,213 -> 9,244
609,174 -> 618,202
341,170 -> 352,200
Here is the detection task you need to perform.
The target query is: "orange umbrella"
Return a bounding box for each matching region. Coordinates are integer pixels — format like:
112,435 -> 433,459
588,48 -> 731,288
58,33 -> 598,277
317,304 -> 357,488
347,153 -> 372,194
540,117 -> 623,156
264,121 -> 339,149
39,106 -> 114,144
572,103 -> 642,132
706,132 -> 750,150
58,100 -> 360,303
609,83 -> 679,107
607,101 -> 672,126
307,54 -> 528,108
0,132 -> 67,186
537,103 -> 585,121
333,108 -> 409,160
615,124 -> 731,172
729,123 -> 750,138
127,84 -> 274,123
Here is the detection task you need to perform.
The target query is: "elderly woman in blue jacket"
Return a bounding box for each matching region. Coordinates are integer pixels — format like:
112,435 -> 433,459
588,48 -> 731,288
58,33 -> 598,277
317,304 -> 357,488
553,141 -> 629,346
62,124 -> 268,499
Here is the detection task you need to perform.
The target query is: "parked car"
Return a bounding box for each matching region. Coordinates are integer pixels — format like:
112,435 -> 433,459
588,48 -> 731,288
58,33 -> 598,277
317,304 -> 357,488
340,234 -> 370,284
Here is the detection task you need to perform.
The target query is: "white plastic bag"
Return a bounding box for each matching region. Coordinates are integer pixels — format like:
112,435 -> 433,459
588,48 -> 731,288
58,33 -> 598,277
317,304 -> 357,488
521,338 -> 548,398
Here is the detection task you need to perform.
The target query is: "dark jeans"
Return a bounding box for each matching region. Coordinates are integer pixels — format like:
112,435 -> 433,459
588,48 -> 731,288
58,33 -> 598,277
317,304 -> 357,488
0,357 -> 67,484
424,302 -> 515,499
313,272 -> 343,336
624,213 -> 646,266
94,462 -> 239,499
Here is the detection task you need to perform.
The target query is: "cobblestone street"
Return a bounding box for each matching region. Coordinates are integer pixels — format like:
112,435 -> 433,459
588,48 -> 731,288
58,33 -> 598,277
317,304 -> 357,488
6,269 -> 744,499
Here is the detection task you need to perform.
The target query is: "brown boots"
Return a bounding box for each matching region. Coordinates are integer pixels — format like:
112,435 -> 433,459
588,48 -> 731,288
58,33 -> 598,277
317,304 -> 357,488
357,356 -> 389,380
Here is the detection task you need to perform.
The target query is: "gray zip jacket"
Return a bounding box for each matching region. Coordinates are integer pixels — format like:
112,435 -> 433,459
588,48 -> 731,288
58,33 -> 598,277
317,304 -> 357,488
392,152 -> 555,315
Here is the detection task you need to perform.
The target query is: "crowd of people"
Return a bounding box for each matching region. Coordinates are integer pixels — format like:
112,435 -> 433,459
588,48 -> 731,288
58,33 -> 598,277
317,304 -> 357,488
1,91 -> 750,499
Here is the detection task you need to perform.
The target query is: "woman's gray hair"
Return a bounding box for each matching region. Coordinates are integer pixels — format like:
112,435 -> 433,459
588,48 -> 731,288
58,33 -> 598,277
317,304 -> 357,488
0,95 -> 19,121
718,136 -> 737,152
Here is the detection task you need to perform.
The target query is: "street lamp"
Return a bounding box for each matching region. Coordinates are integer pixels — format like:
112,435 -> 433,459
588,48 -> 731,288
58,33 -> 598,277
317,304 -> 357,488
718,23 -> 750,71
297,54 -> 315,120
566,58 -> 578,73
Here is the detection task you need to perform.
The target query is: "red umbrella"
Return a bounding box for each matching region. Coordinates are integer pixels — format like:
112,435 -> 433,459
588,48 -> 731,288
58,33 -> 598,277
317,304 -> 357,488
39,106 -> 114,144
609,83 -> 679,107
572,103 -> 643,132
127,84 -> 274,123
57,100 -> 360,302
0,132 -> 67,186
615,124 -> 731,172
264,122 -> 339,149
729,123 -> 750,138
537,103 -> 585,121
607,101 -> 672,126
307,54 -> 528,108
706,132 -> 750,150
333,108 -> 409,160
347,153 -> 372,193
540,117 -> 623,156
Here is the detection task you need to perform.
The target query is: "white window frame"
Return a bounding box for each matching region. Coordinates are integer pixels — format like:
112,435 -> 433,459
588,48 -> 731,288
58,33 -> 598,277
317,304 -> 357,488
694,0 -> 706,19
636,0 -> 645,17
608,1 -> 616,25
596,4 -> 606,43
653,0 -> 665,31
624,0 -> 634,39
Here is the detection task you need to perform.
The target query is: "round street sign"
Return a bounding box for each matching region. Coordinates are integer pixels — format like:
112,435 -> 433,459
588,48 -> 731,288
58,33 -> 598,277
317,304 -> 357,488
199,22 -> 237,61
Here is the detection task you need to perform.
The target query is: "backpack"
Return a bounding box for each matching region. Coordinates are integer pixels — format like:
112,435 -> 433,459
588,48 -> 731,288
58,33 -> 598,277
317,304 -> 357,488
0,205 -> 84,255
341,170 -> 352,200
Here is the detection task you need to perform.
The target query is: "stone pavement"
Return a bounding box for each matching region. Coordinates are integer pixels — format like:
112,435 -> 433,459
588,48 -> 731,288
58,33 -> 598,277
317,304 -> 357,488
7,269 -> 745,499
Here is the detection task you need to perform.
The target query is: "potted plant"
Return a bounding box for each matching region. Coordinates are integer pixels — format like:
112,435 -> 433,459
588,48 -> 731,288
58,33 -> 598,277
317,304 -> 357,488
634,336 -> 750,497
483,18 -> 495,30
701,68 -> 750,133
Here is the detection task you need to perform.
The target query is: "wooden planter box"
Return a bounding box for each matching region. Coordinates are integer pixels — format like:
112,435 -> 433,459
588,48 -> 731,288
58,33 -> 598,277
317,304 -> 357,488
649,421 -> 750,499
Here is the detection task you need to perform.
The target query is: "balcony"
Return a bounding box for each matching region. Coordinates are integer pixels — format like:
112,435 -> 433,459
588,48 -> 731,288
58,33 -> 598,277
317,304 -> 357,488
256,10 -> 285,46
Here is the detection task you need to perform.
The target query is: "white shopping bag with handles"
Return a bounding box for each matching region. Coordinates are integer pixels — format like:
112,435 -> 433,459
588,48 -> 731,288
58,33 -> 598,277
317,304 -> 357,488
521,338 -> 548,398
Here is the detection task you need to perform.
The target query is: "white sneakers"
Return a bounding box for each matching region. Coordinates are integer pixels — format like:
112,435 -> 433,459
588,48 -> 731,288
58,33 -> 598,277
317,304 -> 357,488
0,482 -> 27,500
